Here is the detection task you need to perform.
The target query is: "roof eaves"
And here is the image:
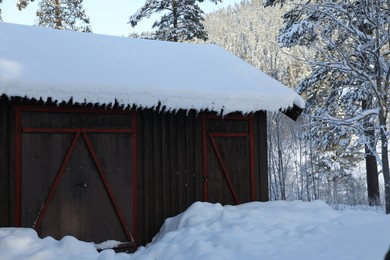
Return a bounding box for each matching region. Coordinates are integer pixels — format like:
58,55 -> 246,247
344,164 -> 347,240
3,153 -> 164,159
281,104 -> 304,121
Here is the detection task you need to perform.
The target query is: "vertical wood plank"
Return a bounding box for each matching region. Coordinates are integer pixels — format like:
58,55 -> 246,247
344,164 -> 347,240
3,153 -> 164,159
0,98 -> 10,226
253,113 -> 261,201
143,110 -> 154,244
194,113 -> 203,201
136,110 -> 146,245
161,112 -> 171,221
185,111 -> 195,206
258,112 -> 269,201
131,111 -> 138,242
152,111 -> 163,235
177,111 -> 186,213
169,113 -> 178,216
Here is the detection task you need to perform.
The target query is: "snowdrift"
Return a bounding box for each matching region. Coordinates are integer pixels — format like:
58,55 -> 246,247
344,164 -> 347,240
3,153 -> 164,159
1,201 -> 389,260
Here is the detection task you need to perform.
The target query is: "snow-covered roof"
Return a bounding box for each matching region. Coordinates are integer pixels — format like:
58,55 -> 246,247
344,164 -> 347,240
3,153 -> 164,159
0,22 -> 304,114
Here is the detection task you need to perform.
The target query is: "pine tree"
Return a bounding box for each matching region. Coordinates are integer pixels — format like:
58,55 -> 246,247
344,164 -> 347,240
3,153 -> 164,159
274,0 -> 390,212
130,0 -> 221,42
17,0 -> 91,32
202,1 -> 309,88
0,0 -> 3,21
203,0 -> 370,205
17,0 -> 29,10
263,0 -> 285,7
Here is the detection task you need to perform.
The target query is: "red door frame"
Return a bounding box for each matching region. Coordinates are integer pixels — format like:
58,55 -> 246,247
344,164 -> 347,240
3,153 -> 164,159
202,114 -> 255,204
14,105 -> 138,242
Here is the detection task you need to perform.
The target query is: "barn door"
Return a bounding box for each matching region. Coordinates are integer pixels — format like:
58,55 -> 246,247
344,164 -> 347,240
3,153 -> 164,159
202,115 -> 255,205
15,106 -> 137,244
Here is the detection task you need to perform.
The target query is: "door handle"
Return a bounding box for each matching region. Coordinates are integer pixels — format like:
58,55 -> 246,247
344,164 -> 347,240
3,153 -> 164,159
76,182 -> 88,188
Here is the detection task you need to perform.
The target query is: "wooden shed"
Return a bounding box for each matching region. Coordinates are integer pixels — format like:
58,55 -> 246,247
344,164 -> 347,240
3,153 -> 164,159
0,23 -> 304,248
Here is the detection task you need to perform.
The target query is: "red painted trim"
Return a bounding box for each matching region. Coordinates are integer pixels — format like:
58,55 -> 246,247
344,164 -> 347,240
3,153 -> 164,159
209,134 -> 240,205
14,108 -> 22,226
13,105 -> 132,115
131,111 -> 138,242
249,118 -> 256,201
209,133 -> 248,137
84,128 -> 134,134
15,105 -> 137,244
22,128 -> 134,134
82,131 -> 135,243
202,113 -> 256,205
202,114 -> 254,121
22,128 -> 81,133
34,131 -> 81,230
202,115 -> 208,201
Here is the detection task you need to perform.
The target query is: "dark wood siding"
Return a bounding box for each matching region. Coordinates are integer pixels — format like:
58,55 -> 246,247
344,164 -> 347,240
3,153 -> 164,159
16,106 -> 136,244
136,109 -> 204,245
203,115 -> 254,205
255,111 -> 269,201
136,110 -> 268,244
1,100 -> 269,247
0,97 -> 11,226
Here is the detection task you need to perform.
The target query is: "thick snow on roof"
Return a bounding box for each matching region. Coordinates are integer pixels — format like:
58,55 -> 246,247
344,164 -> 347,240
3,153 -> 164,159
0,22 -> 304,114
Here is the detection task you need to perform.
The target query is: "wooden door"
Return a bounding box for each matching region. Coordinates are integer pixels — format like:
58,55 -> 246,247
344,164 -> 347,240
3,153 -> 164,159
15,106 -> 137,244
202,115 -> 256,205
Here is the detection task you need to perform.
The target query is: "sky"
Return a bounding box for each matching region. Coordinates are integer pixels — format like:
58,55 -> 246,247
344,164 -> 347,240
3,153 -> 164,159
1,201 -> 389,260
2,0 -> 243,36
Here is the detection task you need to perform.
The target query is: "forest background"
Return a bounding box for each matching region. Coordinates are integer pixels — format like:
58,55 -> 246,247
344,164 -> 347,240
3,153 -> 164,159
1,0 -> 388,212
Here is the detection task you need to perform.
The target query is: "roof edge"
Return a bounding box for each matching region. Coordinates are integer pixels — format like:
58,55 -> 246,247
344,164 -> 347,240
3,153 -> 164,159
282,104 -> 304,121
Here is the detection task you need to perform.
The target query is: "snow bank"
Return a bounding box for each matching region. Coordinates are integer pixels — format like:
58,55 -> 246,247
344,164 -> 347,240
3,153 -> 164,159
0,22 -> 304,115
1,201 -> 389,260
0,228 -> 100,260
136,201 -> 390,260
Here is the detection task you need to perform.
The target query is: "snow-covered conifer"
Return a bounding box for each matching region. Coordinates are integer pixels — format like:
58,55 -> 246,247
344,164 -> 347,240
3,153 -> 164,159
18,0 -> 91,32
0,0 -> 3,21
276,0 -> 390,212
130,0 -> 221,42
263,0 -> 286,7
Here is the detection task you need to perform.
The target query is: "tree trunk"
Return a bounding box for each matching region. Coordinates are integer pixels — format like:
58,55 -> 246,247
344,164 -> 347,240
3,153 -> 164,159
373,0 -> 389,212
380,129 -> 390,214
275,116 -> 286,200
365,144 -> 380,205
382,0 -> 390,214
55,0 -> 62,29
379,109 -> 390,213
362,99 -> 380,205
383,66 -> 390,213
172,0 -> 178,42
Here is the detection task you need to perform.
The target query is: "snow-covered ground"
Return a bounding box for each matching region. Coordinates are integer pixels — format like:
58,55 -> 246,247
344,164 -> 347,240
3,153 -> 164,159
1,201 -> 389,260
